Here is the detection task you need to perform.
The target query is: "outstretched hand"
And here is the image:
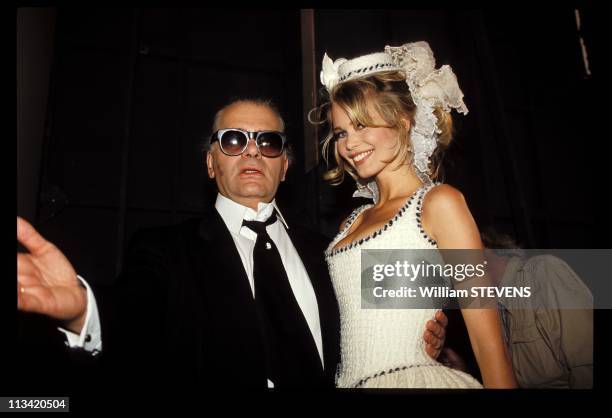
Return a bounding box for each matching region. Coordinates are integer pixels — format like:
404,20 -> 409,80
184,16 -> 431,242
423,310 -> 448,360
17,216 -> 86,334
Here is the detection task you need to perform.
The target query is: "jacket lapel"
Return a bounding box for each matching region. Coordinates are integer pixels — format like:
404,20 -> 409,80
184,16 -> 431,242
286,226 -> 341,380
186,210 -> 266,384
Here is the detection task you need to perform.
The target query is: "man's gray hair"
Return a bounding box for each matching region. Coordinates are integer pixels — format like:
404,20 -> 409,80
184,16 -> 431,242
202,97 -> 294,166
202,98 -> 286,153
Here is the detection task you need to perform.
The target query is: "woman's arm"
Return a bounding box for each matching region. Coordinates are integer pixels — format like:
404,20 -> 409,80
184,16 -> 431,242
422,184 -> 517,388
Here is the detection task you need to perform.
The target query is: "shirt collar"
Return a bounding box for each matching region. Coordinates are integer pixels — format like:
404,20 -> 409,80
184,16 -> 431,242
214,193 -> 289,235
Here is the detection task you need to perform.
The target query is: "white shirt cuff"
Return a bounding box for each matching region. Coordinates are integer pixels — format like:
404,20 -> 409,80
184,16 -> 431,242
57,275 -> 102,355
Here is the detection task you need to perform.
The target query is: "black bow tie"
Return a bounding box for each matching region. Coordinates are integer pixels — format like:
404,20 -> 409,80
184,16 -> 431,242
242,212 -> 278,234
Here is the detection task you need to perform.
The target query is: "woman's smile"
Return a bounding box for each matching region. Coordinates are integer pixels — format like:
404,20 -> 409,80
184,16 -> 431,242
351,149 -> 374,165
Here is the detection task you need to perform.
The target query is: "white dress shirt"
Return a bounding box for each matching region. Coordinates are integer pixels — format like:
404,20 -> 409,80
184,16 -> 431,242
58,193 -> 325,382
214,194 -> 323,366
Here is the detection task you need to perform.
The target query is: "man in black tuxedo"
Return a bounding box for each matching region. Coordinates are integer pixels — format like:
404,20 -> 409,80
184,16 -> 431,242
17,99 -> 448,391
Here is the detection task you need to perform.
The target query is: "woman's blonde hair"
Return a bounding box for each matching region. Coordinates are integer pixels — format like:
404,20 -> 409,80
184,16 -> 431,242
310,71 -> 453,185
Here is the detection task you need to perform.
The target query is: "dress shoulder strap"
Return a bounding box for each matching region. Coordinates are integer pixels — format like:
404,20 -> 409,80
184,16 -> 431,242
411,182 -> 443,247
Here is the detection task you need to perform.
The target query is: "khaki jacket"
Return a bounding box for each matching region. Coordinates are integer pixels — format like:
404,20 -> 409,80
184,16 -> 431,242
500,256 -> 593,389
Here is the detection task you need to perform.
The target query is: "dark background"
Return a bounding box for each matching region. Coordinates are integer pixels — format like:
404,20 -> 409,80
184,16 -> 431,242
16,7 -> 605,395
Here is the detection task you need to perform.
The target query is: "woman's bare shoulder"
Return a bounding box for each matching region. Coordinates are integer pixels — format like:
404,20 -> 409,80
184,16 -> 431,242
423,183 -> 467,214
421,183 -> 479,247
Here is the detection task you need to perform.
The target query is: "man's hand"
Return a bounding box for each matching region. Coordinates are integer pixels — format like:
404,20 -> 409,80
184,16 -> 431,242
17,216 -> 86,334
423,310 -> 448,360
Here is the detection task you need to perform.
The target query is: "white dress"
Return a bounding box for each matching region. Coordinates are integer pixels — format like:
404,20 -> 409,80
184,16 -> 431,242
325,183 -> 482,388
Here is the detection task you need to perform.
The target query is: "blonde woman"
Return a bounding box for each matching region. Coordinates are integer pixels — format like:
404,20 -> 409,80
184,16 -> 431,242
314,42 -> 517,388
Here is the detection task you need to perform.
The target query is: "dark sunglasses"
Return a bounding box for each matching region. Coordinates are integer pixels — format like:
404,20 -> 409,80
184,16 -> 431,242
210,128 -> 288,158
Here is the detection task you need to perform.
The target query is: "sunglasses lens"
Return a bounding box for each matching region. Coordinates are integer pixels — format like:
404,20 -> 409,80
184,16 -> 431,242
257,132 -> 284,157
219,130 -> 247,155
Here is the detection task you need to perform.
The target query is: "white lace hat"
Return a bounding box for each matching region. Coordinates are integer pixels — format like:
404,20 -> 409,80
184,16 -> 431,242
320,41 -> 468,194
